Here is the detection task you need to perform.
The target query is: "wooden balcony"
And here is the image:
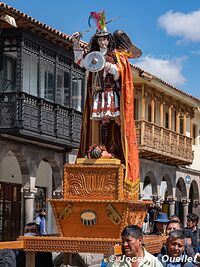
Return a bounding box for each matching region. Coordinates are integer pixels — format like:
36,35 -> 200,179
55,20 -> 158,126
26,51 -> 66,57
135,120 -> 193,165
0,92 -> 82,149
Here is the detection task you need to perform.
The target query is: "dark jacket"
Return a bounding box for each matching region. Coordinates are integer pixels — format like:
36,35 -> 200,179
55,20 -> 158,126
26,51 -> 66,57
16,250 -> 53,267
160,242 -> 196,258
0,249 -> 16,267
183,227 -> 200,249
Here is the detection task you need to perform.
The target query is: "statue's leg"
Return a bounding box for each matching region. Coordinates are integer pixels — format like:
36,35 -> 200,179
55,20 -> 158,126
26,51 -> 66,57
91,120 -> 100,145
115,116 -> 121,126
100,122 -> 108,145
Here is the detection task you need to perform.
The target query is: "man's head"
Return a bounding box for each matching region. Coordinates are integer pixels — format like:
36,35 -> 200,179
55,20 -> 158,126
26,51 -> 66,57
39,208 -> 46,217
186,213 -> 199,230
154,213 -> 169,234
24,222 -> 39,236
166,220 -> 183,235
166,230 -> 185,257
121,225 -> 143,258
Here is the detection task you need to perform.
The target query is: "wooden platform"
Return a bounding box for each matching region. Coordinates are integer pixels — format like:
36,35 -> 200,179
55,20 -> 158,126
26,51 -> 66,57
0,235 -> 166,255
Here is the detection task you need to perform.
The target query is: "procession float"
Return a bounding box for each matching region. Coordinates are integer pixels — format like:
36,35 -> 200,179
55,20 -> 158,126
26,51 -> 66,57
0,11 -> 166,264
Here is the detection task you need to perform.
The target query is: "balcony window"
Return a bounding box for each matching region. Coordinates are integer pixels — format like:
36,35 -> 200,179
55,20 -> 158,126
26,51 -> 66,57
148,104 -> 151,122
193,124 -> 197,145
71,75 -> 83,112
4,38 -> 17,52
55,68 -> 70,107
180,118 -> 183,134
134,98 -> 139,120
172,110 -> 176,131
23,52 -> 38,96
0,52 -> 17,93
165,112 -> 169,129
41,61 -> 54,102
154,106 -> 158,124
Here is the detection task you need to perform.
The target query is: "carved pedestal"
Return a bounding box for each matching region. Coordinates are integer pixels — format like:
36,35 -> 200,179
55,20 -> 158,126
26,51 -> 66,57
49,159 -> 151,252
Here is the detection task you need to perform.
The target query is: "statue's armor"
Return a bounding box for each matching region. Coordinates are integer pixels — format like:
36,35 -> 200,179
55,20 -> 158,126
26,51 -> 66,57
91,52 -> 120,120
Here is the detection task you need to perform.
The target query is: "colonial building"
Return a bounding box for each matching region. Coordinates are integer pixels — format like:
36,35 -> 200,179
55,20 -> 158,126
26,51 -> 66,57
0,2 -> 85,240
132,67 -> 200,225
0,2 -> 199,242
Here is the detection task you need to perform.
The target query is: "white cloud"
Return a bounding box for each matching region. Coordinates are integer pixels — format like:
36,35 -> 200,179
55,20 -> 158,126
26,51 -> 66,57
134,56 -> 187,86
158,10 -> 200,42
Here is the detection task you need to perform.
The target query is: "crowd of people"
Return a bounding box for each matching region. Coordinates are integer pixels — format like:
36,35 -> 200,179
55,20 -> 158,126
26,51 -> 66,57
105,212 -> 200,267
0,211 -> 200,267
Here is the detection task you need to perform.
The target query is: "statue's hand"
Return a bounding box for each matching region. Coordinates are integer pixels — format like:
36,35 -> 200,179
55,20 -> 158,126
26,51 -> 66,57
101,150 -> 112,159
104,62 -> 112,72
71,32 -> 81,43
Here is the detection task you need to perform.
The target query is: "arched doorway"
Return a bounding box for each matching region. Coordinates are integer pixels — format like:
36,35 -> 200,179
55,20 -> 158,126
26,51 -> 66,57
160,175 -> 173,215
142,172 -> 157,200
0,151 -> 23,241
35,157 -> 61,234
189,180 -> 199,213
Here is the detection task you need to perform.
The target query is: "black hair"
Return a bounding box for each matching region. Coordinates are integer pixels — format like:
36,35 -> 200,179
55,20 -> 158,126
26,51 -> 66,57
121,225 -> 143,239
26,222 -> 38,227
187,213 -> 199,224
169,215 -> 180,223
89,33 -> 116,53
167,229 -> 185,241
25,222 -> 40,232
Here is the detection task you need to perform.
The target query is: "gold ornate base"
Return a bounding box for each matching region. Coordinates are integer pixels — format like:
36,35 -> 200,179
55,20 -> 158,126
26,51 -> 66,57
48,161 -> 151,253
50,199 -> 150,240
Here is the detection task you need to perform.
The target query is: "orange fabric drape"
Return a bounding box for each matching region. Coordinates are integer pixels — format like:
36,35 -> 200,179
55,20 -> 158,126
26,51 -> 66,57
116,51 -> 140,200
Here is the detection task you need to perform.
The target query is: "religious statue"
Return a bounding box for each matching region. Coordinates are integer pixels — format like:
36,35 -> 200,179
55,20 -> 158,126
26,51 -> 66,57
72,11 -> 142,198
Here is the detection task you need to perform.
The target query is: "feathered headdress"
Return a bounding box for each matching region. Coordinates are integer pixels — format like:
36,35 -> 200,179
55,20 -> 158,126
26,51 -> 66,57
88,11 -> 106,30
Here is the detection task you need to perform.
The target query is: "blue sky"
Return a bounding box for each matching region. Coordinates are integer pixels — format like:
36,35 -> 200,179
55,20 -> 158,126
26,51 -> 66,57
3,0 -> 200,98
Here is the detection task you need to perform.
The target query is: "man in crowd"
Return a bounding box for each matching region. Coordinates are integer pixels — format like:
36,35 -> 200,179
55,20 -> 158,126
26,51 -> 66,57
166,220 -> 183,236
184,213 -> 200,251
157,230 -> 195,267
107,225 -> 163,267
16,222 -> 53,267
150,213 -> 169,235
148,205 -> 161,232
161,220 -> 196,257
35,208 -> 47,235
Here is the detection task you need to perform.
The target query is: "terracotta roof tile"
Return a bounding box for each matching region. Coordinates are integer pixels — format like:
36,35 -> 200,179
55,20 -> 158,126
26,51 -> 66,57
0,1 -> 87,47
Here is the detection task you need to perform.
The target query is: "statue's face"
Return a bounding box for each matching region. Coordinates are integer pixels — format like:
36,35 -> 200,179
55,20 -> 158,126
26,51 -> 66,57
97,36 -> 109,49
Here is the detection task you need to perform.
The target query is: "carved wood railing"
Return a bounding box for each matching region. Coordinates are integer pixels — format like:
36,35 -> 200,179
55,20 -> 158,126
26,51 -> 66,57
0,92 -> 82,148
135,120 -> 193,165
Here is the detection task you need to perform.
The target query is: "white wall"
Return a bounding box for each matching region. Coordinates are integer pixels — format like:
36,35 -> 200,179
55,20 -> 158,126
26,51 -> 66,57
190,111 -> 200,171
36,161 -> 52,234
160,180 -> 167,201
142,184 -> 152,200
